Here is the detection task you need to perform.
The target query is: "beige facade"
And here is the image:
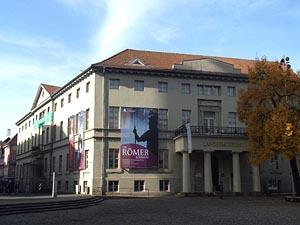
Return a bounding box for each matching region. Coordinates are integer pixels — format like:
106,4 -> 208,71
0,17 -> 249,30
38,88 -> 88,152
15,49 -> 294,196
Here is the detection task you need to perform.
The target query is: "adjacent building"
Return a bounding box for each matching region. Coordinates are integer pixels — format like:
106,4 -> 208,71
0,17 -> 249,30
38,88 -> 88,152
15,49 -> 294,196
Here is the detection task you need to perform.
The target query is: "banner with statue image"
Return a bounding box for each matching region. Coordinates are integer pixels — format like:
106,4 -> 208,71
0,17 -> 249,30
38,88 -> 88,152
120,107 -> 158,169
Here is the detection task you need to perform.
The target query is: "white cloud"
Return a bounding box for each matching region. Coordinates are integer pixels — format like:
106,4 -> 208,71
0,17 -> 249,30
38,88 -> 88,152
90,0 -> 175,61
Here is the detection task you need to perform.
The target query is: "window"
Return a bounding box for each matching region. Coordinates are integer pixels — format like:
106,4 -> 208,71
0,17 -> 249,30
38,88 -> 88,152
181,83 -> 190,94
86,81 -> 90,93
108,181 -> 119,192
134,180 -> 144,192
109,79 -> 120,89
61,98 -> 64,108
158,149 -> 169,169
54,103 -> 57,112
109,149 -> 119,169
46,127 -> 50,143
182,110 -> 191,124
58,181 -> 61,191
60,121 -> 64,139
68,93 -> 72,103
85,108 -> 90,130
76,88 -> 80,98
109,107 -> 119,128
158,82 -> 168,93
268,178 -> 281,190
271,155 -> 279,170
227,86 -> 236,97
59,155 -> 62,172
134,80 -> 144,91
85,150 -> 89,169
197,85 -> 221,96
65,181 -> 69,191
158,109 -> 168,130
228,112 -> 236,127
66,153 -> 69,171
52,156 -> 56,172
159,180 -> 169,192
44,158 -> 48,173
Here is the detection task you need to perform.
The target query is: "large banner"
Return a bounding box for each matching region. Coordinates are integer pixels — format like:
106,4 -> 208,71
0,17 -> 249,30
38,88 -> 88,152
68,116 -> 75,172
121,107 -> 158,168
77,111 -> 85,170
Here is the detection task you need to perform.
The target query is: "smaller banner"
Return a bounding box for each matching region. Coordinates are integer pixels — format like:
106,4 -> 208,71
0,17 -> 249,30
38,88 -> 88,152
186,123 -> 192,154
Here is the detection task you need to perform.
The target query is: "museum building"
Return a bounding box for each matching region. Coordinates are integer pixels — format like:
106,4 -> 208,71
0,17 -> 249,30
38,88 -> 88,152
15,49 -> 293,196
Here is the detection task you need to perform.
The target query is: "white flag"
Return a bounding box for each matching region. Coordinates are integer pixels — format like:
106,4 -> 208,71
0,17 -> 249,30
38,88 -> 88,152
186,123 -> 192,154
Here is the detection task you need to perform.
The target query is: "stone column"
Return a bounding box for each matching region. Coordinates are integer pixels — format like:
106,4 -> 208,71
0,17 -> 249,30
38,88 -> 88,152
182,151 -> 191,193
232,152 -> 241,193
204,151 -> 213,193
252,164 -> 261,193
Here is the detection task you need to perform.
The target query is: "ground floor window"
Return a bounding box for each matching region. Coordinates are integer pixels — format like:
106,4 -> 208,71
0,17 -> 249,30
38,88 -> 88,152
159,180 -> 169,192
108,180 -> 119,192
134,180 -> 144,192
268,178 -> 281,191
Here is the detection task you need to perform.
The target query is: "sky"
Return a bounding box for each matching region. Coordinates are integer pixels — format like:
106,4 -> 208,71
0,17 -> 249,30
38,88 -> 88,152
1,0 -> 300,140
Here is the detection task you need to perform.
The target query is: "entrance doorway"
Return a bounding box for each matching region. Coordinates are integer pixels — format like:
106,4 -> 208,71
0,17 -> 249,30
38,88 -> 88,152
212,156 -> 219,191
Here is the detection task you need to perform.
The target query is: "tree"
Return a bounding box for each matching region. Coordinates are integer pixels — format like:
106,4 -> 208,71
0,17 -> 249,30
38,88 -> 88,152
237,58 -> 300,196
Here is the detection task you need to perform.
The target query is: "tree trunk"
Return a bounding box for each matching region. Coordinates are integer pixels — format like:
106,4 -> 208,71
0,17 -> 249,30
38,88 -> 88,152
290,157 -> 300,196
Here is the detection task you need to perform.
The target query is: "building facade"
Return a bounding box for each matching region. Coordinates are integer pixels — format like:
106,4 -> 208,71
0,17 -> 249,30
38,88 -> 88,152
0,135 -> 17,193
15,49 -> 294,196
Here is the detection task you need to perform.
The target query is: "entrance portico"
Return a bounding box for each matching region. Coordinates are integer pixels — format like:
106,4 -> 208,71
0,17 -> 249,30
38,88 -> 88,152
174,125 -> 261,195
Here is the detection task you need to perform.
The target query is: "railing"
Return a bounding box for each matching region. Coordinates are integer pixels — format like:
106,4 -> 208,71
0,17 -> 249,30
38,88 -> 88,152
175,125 -> 247,137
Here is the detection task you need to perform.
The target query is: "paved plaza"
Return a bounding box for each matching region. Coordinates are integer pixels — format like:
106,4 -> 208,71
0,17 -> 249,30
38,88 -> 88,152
1,195 -> 300,225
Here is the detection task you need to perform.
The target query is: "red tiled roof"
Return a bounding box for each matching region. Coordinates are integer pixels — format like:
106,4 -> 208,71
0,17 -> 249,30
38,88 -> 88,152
93,49 -> 255,74
41,83 -> 60,95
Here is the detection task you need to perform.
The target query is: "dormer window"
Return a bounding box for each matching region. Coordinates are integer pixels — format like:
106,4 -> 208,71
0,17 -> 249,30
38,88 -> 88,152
127,58 -> 145,66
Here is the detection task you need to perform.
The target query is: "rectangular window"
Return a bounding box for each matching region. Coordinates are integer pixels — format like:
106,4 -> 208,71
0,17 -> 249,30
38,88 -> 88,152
109,149 -> 119,169
52,156 -> 56,172
76,88 -> 80,98
85,108 -> 90,130
61,98 -> 64,108
182,110 -> 191,124
134,180 -> 144,192
181,83 -> 190,94
271,155 -> 279,170
268,178 -> 281,190
54,103 -> 57,112
44,158 -> 48,173
227,86 -> 236,97
109,107 -> 119,128
228,112 -> 236,127
109,79 -> 120,89
159,180 -> 169,192
68,93 -> 72,103
158,109 -> 168,130
65,181 -> 69,191
158,149 -> 169,169
60,121 -> 64,139
85,149 -> 89,169
59,155 -> 62,172
134,80 -> 144,91
46,127 -> 50,144
66,153 -> 69,171
86,81 -> 90,93
108,181 -> 119,192
197,85 -> 221,96
158,82 -> 168,93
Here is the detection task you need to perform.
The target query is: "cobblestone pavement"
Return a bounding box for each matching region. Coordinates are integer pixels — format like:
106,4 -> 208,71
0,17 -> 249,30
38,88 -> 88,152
2,196 -> 300,225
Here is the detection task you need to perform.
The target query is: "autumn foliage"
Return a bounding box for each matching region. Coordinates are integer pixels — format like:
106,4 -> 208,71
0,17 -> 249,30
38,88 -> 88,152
238,59 -> 300,164
238,58 -> 300,195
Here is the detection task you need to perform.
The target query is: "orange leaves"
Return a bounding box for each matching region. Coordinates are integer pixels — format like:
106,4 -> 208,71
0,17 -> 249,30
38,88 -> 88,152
237,58 -> 300,164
